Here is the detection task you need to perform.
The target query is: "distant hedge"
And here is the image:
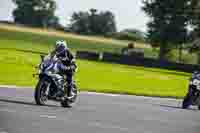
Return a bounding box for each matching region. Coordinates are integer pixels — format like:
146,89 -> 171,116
76,51 -> 200,73
76,51 -> 100,61
105,31 -> 146,42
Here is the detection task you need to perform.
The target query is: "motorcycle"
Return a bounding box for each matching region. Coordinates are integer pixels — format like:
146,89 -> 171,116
33,54 -> 78,108
182,71 -> 200,110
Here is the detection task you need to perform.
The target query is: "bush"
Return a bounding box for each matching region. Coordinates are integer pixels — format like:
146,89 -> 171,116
105,31 -> 146,42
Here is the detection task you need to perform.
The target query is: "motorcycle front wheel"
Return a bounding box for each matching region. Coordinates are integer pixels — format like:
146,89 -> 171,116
34,78 -> 49,106
182,93 -> 191,109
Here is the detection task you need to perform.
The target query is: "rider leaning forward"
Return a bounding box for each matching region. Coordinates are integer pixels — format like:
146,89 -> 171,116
49,40 -> 77,98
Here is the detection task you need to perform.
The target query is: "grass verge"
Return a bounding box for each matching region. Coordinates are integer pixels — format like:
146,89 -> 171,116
0,49 -> 190,98
0,24 -> 193,98
0,24 -> 158,58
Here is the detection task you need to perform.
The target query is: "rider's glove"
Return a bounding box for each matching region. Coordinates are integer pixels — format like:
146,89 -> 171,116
64,65 -> 76,70
65,66 -> 71,71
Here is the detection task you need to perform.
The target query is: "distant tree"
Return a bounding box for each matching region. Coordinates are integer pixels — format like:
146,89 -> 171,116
68,9 -> 117,35
189,0 -> 200,33
69,11 -> 90,34
142,0 -> 190,61
89,8 -> 98,34
186,0 -> 200,63
122,29 -> 146,37
12,0 -> 59,28
98,11 -> 117,34
121,28 -> 147,42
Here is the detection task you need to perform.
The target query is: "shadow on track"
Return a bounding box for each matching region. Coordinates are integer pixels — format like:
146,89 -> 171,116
158,104 -> 198,111
0,98 -> 58,108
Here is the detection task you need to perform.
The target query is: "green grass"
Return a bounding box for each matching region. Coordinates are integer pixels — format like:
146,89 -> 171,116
0,48 -> 191,98
0,25 -> 194,98
0,24 -> 197,62
0,25 -> 158,58
166,49 -> 198,64
0,28 -> 123,54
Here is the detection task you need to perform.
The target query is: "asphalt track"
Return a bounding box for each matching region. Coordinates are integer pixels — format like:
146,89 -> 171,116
0,87 -> 199,133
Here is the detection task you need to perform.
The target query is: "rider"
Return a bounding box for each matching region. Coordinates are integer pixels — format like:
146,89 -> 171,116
50,40 -> 77,98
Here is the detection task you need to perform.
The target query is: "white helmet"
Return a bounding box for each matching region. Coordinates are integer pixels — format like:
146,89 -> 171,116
55,40 -> 68,56
55,40 -> 68,49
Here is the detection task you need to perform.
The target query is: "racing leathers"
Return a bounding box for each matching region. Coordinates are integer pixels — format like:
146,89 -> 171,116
50,48 -> 77,98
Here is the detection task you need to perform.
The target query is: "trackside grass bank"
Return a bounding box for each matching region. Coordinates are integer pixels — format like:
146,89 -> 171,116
0,24 -> 158,58
0,48 -> 190,98
0,24 -> 192,98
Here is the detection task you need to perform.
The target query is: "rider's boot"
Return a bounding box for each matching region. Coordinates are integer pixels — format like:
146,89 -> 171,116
64,84 -> 75,99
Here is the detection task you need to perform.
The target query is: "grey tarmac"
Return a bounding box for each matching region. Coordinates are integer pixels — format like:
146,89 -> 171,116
0,87 -> 199,133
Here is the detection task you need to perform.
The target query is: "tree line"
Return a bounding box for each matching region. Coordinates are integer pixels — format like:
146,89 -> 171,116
11,0 -> 146,42
142,0 -> 200,63
12,0 -> 116,34
11,0 -> 200,63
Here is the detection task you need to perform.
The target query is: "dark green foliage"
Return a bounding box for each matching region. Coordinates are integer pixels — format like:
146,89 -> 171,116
122,29 -> 146,39
142,0 -> 190,61
105,29 -> 146,42
69,11 -> 90,34
68,9 -> 117,35
12,0 -> 60,28
189,0 -> 200,34
183,0 -> 200,63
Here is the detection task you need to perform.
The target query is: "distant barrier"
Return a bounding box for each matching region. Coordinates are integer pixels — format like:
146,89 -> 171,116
76,51 -> 100,61
102,52 -> 200,73
76,51 -> 200,73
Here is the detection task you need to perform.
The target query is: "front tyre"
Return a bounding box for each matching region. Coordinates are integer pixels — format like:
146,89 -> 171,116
182,93 -> 191,109
34,78 -> 49,105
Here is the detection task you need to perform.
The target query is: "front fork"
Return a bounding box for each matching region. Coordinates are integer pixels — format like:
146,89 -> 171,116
188,85 -> 200,104
45,82 -> 51,96
188,86 -> 193,96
